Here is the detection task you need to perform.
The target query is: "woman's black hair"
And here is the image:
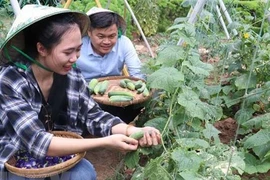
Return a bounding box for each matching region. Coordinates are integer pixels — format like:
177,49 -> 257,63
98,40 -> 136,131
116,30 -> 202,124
23,13 -> 82,60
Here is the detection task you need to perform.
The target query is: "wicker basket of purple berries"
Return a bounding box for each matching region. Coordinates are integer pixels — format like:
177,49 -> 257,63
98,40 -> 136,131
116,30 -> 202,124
5,131 -> 86,178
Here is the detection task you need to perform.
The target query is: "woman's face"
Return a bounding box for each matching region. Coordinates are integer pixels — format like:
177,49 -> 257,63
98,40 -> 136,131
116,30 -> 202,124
41,25 -> 82,75
88,24 -> 118,56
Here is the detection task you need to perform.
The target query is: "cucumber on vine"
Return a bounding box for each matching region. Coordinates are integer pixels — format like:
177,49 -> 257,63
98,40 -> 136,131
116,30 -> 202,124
129,131 -> 144,140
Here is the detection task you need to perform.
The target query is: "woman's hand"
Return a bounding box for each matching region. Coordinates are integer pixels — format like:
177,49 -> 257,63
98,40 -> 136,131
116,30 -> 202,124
127,126 -> 161,147
105,134 -> 139,151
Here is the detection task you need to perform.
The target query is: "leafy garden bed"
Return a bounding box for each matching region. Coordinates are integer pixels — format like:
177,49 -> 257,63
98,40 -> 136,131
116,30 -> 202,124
123,3 -> 270,177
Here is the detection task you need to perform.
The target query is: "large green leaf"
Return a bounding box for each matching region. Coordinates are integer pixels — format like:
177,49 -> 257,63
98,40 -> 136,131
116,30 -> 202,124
242,113 -> 270,129
171,148 -> 203,172
244,153 -> 270,174
147,67 -> 184,93
182,51 -> 213,77
253,143 -> 270,161
124,150 -> 140,169
234,74 -> 257,90
155,45 -> 185,67
178,88 -> 223,120
144,117 -> 167,132
244,129 -> 270,149
234,107 -> 254,124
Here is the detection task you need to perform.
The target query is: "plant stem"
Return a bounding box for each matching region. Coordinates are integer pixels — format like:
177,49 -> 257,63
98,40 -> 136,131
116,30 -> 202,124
161,86 -> 181,153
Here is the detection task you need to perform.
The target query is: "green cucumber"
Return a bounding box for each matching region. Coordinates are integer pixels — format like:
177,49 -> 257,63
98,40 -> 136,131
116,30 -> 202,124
108,91 -> 134,98
123,79 -> 132,83
137,83 -> 146,94
126,82 -> 135,91
119,79 -> 127,88
98,80 -> 109,95
134,80 -> 143,90
142,87 -> 150,97
109,95 -> 133,102
88,78 -> 99,94
129,131 -> 144,140
93,82 -> 102,95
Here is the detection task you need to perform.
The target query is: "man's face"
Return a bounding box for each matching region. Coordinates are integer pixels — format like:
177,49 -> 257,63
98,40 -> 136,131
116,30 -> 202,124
88,24 -> 118,56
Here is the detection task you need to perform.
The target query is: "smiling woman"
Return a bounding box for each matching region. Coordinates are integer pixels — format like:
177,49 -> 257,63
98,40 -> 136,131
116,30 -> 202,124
0,4 -> 161,180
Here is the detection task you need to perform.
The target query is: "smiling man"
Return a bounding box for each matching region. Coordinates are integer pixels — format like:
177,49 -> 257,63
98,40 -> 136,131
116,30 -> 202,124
76,7 -> 145,83
76,7 -> 146,124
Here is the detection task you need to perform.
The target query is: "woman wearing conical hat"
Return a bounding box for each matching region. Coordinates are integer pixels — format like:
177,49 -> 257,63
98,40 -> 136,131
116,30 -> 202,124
0,5 -> 161,180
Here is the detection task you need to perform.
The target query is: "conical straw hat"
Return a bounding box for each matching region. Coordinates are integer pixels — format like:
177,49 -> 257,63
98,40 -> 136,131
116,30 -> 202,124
0,4 -> 89,65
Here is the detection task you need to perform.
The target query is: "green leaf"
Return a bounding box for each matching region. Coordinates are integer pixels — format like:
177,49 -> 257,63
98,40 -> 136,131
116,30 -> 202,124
148,67 -> 184,93
242,113 -> 270,129
143,157 -> 172,180
222,85 -> 234,95
206,85 -> 222,96
244,153 -> 270,174
144,117 -> 167,132
222,95 -> 241,108
171,148 -> 203,172
244,129 -> 270,149
189,51 -> 213,75
234,107 -> 254,124
178,88 -> 223,120
155,45 -> 185,67
124,150 -> 140,169
180,172 -> 205,180
202,123 -> 221,143
253,143 -> 270,161
234,74 -> 257,90
176,138 -> 210,149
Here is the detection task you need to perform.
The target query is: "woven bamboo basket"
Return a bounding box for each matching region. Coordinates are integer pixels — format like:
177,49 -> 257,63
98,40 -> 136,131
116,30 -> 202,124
5,131 -> 86,178
92,76 -> 153,107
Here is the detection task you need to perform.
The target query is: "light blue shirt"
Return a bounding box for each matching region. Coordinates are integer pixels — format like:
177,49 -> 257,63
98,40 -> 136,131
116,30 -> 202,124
76,35 -> 145,83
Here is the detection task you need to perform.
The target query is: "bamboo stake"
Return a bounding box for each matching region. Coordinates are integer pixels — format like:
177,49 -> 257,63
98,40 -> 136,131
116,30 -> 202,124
123,0 -> 155,58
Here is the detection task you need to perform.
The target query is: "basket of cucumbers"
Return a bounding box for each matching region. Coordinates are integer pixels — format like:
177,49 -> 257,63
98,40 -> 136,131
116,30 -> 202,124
89,76 -> 152,107
5,131 -> 86,178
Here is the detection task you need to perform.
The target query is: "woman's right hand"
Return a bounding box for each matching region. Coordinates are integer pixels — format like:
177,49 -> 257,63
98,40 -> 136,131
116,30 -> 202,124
104,134 -> 138,151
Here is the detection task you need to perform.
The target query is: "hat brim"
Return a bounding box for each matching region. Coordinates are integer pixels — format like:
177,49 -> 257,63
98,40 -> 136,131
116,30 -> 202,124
86,7 -> 126,33
0,6 -> 89,66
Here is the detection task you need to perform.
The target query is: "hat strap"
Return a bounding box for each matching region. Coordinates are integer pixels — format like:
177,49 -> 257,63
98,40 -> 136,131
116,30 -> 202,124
4,48 -> 27,70
10,45 -> 53,72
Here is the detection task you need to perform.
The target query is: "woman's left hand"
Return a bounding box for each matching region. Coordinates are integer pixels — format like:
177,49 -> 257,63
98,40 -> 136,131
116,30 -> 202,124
128,126 -> 161,147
